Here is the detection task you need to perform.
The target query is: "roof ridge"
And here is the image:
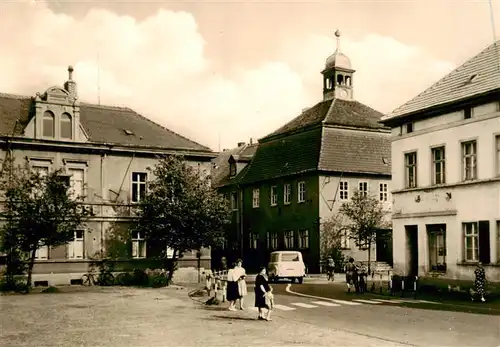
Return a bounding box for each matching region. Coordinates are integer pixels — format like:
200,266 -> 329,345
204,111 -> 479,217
388,39 -> 500,118
80,102 -> 134,112
322,98 -> 337,124
0,92 -> 32,100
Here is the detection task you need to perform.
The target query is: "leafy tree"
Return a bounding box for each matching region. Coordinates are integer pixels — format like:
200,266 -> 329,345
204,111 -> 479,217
0,159 -> 91,292
319,214 -> 349,271
338,190 -> 390,273
133,155 -> 231,283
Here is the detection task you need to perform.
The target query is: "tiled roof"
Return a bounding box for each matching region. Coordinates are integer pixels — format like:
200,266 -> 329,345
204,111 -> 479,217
212,143 -> 258,188
263,98 -> 388,140
239,128 -> 323,185
318,127 -> 391,175
239,98 -> 391,184
383,40 -> 500,121
0,93 -> 211,152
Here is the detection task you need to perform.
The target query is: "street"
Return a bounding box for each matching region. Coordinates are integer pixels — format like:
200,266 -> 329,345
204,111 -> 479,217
242,278 -> 500,346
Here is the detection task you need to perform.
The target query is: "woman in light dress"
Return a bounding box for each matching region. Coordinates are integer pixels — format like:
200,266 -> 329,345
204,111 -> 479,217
226,259 -> 247,311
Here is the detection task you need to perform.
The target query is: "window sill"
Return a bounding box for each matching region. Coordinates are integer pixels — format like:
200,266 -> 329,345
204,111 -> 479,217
297,200 -> 305,204
394,177 -> 500,194
270,204 -> 277,208
457,261 -> 500,267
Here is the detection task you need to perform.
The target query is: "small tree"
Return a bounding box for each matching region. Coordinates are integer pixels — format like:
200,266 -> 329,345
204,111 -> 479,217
338,190 -> 390,273
133,155 -> 231,283
319,214 -> 349,271
0,159 -> 91,292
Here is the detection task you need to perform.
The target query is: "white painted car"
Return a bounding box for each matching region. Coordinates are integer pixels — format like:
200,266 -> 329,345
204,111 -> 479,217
267,251 -> 306,284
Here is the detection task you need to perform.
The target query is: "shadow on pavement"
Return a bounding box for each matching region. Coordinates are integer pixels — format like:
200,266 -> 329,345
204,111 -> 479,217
210,315 -> 259,322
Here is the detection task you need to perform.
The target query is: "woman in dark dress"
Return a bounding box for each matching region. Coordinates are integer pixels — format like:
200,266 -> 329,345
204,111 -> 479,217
473,262 -> 487,302
254,266 -> 273,321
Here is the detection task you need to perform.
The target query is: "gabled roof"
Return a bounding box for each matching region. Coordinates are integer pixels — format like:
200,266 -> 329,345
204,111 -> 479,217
383,40 -> 500,122
211,143 -> 258,188
263,98 -> 388,140
0,93 -> 211,152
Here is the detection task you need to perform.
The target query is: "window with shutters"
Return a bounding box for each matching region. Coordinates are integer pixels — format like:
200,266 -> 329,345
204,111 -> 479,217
68,230 -> 84,259
132,230 -> 146,259
463,221 -> 491,263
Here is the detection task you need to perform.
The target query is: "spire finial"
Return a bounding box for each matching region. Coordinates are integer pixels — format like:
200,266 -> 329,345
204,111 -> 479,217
334,29 -> 341,52
68,65 -> 74,80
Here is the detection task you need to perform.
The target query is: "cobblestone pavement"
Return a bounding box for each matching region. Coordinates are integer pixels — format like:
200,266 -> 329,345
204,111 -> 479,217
1,286 -> 406,347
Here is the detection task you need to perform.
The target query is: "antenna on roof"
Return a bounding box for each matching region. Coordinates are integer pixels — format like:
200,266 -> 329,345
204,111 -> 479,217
97,50 -> 101,105
488,0 -> 500,73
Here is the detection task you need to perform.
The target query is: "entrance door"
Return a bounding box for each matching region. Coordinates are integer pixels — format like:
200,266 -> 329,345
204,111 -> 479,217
405,225 -> 419,277
376,229 -> 393,265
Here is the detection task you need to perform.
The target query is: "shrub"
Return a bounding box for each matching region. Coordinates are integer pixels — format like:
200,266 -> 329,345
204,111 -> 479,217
149,274 -> 169,288
115,272 -> 134,286
132,269 -> 149,287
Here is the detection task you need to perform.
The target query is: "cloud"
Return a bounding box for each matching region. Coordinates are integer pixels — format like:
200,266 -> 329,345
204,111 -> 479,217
0,1 -> 455,151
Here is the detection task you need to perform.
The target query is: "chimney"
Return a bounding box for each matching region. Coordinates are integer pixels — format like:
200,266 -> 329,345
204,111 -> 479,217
64,65 -> 77,100
237,142 -> 245,147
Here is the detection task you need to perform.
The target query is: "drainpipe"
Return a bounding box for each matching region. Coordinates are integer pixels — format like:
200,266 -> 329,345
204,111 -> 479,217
238,184 -> 244,260
100,153 -> 106,258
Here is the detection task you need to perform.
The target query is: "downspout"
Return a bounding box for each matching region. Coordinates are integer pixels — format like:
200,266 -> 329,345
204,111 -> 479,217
239,183 -> 244,260
100,152 -> 106,258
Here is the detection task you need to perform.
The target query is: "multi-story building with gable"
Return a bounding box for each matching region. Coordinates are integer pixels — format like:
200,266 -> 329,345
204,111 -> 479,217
213,31 -> 393,273
380,40 -> 500,282
0,66 -> 216,285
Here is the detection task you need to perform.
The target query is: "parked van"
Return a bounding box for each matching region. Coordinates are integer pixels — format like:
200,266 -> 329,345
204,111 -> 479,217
267,251 -> 306,284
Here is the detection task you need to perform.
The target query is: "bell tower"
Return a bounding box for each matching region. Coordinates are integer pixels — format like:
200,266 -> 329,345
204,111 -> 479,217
321,30 -> 355,101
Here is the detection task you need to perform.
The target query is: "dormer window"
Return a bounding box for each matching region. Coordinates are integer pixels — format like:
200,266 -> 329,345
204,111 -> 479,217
43,111 -> 55,138
405,122 -> 414,133
229,162 -> 236,177
60,113 -> 73,139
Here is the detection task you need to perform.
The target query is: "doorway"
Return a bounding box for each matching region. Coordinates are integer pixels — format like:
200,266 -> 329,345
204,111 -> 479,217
405,225 -> 419,277
376,229 -> 393,265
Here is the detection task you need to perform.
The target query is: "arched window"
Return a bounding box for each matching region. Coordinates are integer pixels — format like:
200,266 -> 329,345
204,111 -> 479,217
42,111 -> 55,138
337,74 -> 344,85
345,76 -> 351,86
60,113 -> 73,139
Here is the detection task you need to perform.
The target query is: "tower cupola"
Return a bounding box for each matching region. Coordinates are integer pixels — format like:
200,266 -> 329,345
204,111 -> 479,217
321,30 -> 355,101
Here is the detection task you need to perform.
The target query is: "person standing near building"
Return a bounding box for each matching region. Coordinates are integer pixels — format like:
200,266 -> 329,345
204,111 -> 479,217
345,257 -> 357,293
233,259 -> 247,310
226,262 -> 239,311
473,262 -> 487,302
254,266 -> 273,321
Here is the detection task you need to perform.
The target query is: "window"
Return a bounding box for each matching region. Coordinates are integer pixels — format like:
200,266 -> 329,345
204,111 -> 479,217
68,168 -> 84,199
496,135 -> 500,176
270,186 -> 278,206
462,141 -> 477,181
358,181 -> 368,197
34,243 -> 48,260
284,184 -> 291,205
252,188 -> 260,208
249,233 -> 258,249
340,230 -> 350,249
497,221 -> 500,263
463,221 -> 491,263
464,107 -> 472,119
267,231 -> 278,249
404,152 -> 417,188
60,113 -> 72,139
298,182 -> 306,202
284,230 -> 294,249
132,230 -> 146,259
229,162 -> 236,177
432,146 -> 446,185
42,111 -> 55,138
339,181 -> 348,200
33,166 -> 49,177
68,230 -> 84,259
297,229 -> 309,249
427,225 -> 446,272
379,183 -> 388,201
131,172 -> 147,203
230,192 -> 238,210
405,122 -> 413,133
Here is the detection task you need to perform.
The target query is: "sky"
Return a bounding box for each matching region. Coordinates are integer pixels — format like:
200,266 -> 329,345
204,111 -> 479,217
1,0 -> 499,151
